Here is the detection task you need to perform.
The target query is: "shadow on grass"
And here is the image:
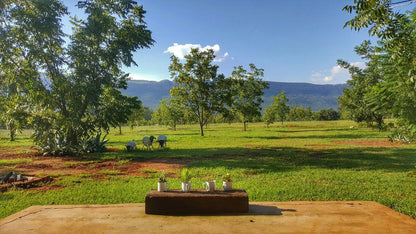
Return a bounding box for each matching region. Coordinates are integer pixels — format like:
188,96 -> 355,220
187,147 -> 416,172
0,193 -> 15,201
243,134 -> 371,140
87,146 -> 416,173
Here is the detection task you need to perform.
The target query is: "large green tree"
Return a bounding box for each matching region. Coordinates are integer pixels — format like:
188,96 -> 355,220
343,1 -> 416,139
230,64 -> 269,131
0,0 -> 154,154
337,41 -> 385,128
168,48 -> 230,136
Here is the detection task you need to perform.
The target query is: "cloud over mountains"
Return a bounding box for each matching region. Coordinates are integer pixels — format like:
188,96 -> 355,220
164,43 -> 229,62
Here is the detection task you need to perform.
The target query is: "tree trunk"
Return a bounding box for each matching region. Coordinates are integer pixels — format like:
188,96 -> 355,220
243,121 -> 247,131
119,125 -> 122,135
199,123 -> 204,136
9,121 -> 15,141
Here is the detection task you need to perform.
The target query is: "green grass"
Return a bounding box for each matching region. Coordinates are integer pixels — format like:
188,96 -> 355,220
1,120 -> 416,219
0,158 -> 32,166
98,169 -> 125,175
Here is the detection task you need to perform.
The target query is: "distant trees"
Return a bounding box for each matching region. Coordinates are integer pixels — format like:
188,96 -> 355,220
261,91 -> 341,127
262,105 -> 277,128
0,1 -> 154,153
313,108 -> 340,121
273,91 -> 290,125
152,98 -> 184,130
288,105 -> 313,121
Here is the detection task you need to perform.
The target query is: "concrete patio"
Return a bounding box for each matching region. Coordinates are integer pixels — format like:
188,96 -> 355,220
1,201 -> 415,233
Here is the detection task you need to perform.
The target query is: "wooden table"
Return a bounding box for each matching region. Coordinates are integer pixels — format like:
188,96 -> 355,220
145,189 -> 249,215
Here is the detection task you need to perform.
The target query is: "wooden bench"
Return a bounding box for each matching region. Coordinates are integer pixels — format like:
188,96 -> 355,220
145,189 -> 249,215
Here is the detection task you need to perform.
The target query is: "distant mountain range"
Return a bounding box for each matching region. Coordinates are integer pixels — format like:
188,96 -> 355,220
121,80 -> 347,111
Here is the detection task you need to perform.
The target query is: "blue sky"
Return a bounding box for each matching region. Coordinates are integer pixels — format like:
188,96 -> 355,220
63,1 -> 412,84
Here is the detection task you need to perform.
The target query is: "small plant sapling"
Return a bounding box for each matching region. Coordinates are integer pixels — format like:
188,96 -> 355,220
181,169 -> 192,192
157,172 -> 168,192
222,173 -> 233,191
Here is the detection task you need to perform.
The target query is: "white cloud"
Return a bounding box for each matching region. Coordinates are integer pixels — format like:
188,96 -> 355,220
311,62 -> 366,84
164,43 -> 229,62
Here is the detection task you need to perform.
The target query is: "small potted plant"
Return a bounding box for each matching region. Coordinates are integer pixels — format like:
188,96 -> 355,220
222,173 -> 232,191
158,173 -> 168,192
181,168 -> 192,192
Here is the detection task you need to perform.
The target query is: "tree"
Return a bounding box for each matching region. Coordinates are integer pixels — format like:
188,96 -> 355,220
229,64 -> 268,131
273,91 -> 290,125
168,48 -> 230,136
337,42 -> 385,128
343,1 -> 416,139
152,98 -> 184,130
0,0 -> 154,154
0,93 -> 29,141
262,105 -> 277,128
97,88 -> 142,135
288,105 -> 313,121
128,106 -> 153,128
313,108 -> 341,121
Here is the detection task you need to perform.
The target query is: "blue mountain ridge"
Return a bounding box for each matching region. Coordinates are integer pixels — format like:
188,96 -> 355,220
121,80 -> 347,111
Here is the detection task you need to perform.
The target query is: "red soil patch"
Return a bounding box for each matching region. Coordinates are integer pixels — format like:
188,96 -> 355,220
1,146 -> 185,191
332,139 -> 403,148
2,151 -> 184,177
0,151 -> 39,159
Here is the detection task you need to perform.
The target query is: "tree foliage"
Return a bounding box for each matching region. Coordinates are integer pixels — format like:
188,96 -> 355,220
288,105 -> 313,121
168,48 -> 230,136
272,91 -> 290,125
262,105 -> 277,128
152,98 -> 184,130
343,1 -> 416,140
0,0 -> 154,153
337,42 -> 385,129
313,108 -> 341,121
230,64 -> 268,131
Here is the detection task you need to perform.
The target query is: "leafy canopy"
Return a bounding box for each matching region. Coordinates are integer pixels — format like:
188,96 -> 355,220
0,0 -> 154,154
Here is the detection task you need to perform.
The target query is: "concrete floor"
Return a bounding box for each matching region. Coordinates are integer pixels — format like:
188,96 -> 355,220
1,201 -> 415,234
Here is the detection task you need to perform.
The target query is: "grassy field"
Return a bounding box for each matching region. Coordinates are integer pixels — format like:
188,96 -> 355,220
1,120 -> 416,219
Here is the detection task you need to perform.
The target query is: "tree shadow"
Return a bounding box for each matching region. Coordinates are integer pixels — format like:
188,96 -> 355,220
184,147 -> 416,172
90,145 -> 416,173
0,193 -> 15,201
243,134 -> 370,140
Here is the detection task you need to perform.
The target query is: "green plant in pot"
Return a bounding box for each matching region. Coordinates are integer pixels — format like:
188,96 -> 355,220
158,172 -> 168,192
181,169 -> 192,192
222,173 -> 232,191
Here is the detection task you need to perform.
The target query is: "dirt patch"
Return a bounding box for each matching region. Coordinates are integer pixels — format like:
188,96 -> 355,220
332,139 -> 404,148
0,151 -> 39,159
2,152 -> 185,177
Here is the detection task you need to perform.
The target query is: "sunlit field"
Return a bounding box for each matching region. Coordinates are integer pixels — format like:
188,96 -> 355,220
1,120 -> 416,219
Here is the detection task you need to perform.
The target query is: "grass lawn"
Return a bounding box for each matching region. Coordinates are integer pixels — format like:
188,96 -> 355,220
1,120 -> 416,219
